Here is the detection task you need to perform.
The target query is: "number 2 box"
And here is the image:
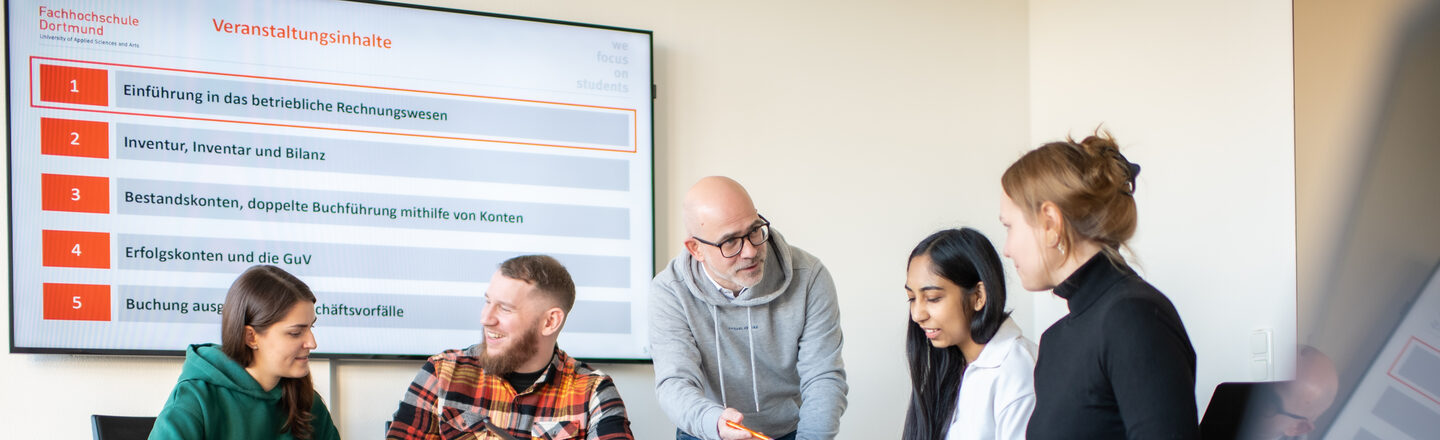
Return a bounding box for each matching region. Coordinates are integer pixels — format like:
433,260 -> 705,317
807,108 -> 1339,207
41,118 -> 109,158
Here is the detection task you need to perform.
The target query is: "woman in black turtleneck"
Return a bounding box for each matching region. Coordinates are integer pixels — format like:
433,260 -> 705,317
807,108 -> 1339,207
997,132 -> 1198,439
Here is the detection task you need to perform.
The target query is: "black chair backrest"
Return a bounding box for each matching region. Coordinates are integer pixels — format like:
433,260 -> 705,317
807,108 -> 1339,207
91,415 -> 157,440
1201,381 -> 1292,440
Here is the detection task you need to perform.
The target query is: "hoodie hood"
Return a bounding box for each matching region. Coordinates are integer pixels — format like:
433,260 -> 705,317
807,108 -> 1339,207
671,229 -> 796,307
179,343 -> 281,403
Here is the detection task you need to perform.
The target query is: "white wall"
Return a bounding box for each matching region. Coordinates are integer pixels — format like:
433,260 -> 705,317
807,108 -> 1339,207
1026,0 -> 1297,412
330,2 -> 1032,439
1,1 -> 1309,439
1,1 -> 1029,439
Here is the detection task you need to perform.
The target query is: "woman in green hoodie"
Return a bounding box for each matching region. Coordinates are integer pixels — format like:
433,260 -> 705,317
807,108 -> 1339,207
150,265 -> 340,440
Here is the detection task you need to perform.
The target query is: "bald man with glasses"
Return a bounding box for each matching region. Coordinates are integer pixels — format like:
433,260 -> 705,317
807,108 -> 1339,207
650,176 -> 848,440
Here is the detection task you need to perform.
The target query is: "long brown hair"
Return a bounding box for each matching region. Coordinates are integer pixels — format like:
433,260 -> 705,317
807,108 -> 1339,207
1000,131 -> 1139,263
902,228 -> 1010,440
220,265 -> 318,439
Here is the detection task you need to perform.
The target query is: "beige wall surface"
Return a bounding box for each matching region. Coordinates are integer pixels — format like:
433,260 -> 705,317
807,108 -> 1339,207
1,0 -> 1351,439
1,1 -> 1029,439
1294,0 -> 1433,337
1294,0 -> 1440,433
1294,0 -> 1431,335
1027,0 -> 1296,411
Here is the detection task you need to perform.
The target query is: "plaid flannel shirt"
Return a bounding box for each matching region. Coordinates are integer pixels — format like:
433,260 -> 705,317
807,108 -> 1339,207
387,345 -> 633,440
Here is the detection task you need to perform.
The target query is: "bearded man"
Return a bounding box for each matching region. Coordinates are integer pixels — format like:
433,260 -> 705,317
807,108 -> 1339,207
387,255 -> 633,440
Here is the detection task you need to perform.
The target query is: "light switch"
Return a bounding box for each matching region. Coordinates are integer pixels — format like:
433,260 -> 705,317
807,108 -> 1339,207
1251,358 -> 1270,380
1250,328 -> 1272,380
1251,329 -> 1271,355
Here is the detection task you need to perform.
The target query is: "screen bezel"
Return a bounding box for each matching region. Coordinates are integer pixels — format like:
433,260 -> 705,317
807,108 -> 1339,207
5,0 -> 656,363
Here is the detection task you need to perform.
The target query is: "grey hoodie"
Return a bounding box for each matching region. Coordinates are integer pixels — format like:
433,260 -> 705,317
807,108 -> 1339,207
650,229 -> 848,440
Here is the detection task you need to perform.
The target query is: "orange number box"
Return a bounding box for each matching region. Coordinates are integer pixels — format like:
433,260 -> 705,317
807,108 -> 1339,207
42,230 -> 111,269
39,64 -> 108,106
41,118 -> 109,158
40,174 -> 110,213
43,283 -> 111,321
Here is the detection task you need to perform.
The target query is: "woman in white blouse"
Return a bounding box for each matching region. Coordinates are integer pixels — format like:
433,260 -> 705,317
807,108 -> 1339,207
902,228 -> 1038,440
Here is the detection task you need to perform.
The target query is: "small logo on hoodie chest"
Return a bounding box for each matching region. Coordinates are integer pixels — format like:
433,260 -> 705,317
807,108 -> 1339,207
726,325 -> 760,331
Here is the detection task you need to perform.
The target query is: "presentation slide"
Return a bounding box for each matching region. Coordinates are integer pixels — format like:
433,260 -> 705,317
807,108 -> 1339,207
7,0 -> 655,360
1325,263 -> 1440,439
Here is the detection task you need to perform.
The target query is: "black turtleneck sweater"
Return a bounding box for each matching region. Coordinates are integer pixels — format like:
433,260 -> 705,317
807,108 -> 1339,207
1027,253 -> 1200,439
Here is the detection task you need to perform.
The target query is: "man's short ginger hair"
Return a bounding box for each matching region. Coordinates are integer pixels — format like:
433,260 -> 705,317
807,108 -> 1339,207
499,255 -> 576,313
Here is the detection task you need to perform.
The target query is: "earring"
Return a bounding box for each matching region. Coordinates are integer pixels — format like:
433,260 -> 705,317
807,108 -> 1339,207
1057,242 -> 1066,255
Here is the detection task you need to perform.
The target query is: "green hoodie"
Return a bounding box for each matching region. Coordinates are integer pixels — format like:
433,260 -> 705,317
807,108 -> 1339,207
150,343 -> 340,440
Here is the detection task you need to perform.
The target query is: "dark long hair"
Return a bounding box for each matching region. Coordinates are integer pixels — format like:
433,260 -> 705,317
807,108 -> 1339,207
902,228 -> 1010,440
220,265 -> 318,439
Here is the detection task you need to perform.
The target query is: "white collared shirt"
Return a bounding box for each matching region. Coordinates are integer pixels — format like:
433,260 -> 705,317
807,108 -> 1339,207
701,265 -> 745,299
946,318 -> 1038,440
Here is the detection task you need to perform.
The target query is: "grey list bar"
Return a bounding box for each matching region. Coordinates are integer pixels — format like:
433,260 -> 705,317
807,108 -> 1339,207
314,291 -> 482,330
1397,344 -> 1440,400
115,285 -> 629,333
114,286 -> 228,324
1352,429 -> 1382,440
115,178 -> 629,240
1372,387 -> 1440,439
565,300 -> 631,334
114,123 -> 629,191
115,234 -> 630,288
112,70 -> 632,148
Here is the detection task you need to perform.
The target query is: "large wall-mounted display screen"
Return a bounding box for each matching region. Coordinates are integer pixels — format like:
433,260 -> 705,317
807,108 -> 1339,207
7,0 -> 654,360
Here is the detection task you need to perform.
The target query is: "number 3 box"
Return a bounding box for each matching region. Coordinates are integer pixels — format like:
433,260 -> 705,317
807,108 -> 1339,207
41,173 -> 109,213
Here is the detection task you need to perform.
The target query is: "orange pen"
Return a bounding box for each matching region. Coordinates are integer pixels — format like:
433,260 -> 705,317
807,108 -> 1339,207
724,420 -> 773,440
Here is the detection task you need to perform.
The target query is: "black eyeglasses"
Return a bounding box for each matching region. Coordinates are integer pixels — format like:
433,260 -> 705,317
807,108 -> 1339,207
1275,408 -> 1308,421
1274,406 -> 1313,434
692,214 -> 770,258
1262,385 -> 1314,432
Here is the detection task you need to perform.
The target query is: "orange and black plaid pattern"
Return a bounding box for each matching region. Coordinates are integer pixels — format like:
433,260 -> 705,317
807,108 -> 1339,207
386,345 -> 633,440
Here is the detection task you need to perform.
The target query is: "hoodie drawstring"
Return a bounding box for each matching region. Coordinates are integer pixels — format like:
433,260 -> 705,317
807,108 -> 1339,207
712,304 -> 727,408
747,307 -> 760,412
714,304 -> 763,413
